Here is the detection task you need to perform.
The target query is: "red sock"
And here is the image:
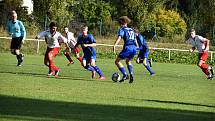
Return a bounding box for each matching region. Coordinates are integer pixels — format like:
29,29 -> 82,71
77,57 -> 82,62
200,64 -> 209,75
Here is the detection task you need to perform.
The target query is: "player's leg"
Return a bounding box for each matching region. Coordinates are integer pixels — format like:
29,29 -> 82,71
125,59 -> 134,83
48,48 -> 60,77
63,48 -> 74,65
115,57 -> 128,82
44,48 -> 52,76
90,58 -> 105,79
143,58 -> 154,75
73,47 -> 82,62
11,37 -> 24,66
198,52 -> 213,79
82,57 -> 96,78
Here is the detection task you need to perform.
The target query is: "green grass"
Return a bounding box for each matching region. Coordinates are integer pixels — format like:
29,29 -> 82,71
0,53 -> 215,121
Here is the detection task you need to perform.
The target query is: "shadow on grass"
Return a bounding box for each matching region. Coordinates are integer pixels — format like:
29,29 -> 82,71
0,95 -> 214,121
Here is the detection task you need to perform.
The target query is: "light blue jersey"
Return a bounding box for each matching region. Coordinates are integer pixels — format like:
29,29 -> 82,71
7,20 -> 26,39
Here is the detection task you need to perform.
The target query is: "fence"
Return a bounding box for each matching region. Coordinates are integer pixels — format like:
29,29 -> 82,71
0,36 -> 214,61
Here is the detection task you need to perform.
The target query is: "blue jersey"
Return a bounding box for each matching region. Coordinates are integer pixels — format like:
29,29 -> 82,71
118,26 -> 137,60
136,34 -> 149,51
7,20 -> 26,39
118,27 -> 136,47
77,33 -> 96,57
136,34 -> 149,58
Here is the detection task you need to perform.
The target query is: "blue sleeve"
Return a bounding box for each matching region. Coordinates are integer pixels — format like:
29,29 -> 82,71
76,36 -> 82,45
88,34 -> 96,43
18,21 -> 26,39
118,28 -> 124,37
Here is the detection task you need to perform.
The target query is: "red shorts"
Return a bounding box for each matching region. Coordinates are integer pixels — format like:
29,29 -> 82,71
45,47 -> 60,57
72,47 -> 81,54
198,51 -> 208,61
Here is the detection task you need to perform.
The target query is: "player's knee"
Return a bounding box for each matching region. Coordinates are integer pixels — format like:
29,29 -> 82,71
11,50 -> 16,55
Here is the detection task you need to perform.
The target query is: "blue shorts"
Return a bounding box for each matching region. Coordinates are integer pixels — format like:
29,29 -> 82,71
119,45 -> 136,60
83,55 -> 96,63
138,49 -> 149,59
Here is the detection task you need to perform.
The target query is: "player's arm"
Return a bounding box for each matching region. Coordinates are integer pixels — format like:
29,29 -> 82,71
113,36 -> 122,53
82,34 -> 96,47
190,46 -> 196,52
19,21 -> 26,43
203,38 -> 210,52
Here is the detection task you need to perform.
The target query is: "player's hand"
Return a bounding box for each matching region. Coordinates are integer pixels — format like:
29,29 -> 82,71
21,40 -> 25,44
189,49 -> 193,52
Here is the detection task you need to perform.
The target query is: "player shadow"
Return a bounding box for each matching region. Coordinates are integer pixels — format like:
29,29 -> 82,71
0,95 -> 214,121
121,97 -> 215,109
0,71 -> 45,77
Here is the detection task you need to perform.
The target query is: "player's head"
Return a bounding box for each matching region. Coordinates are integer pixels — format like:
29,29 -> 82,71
190,28 -> 196,38
11,10 -> 17,22
118,16 -> 131,26
64,27 -> 69,33
81,25 -> 88,36
49,22 -> 58,34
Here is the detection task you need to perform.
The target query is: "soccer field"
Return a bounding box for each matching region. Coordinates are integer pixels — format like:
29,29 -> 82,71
0,53 -> 215,121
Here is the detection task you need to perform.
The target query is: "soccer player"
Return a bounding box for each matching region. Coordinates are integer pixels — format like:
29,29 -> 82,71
36,22 -> 69,78
63,27 -> 82,65
188,28 -> 214,79
135,29 -> 154,76
75,25 -> 105,80
113,16 -> 137,83
6,10 -> 26,66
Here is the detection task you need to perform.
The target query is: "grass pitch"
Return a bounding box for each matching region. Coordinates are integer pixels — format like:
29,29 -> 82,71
0,53 -> 215,121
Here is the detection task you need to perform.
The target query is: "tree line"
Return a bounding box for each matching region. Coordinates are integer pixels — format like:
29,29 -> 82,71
1,0 -> 215,44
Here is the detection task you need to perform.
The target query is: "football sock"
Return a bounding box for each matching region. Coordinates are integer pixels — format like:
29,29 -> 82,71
119,67 -> 127,77
77,57 -> 83,62
144,65 -> 154,74
93,66 -> 104,77
84,65 -> 95,72
200,64 -> 209,75
64,52 -> 73,62
127,64 -> 133,75
16,54 -> 22,61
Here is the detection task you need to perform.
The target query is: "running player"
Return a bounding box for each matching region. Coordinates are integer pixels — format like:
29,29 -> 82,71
113,16 -> 137,83
75,25 -> 105,80
36,22 -> 69,78
188,28 -> 214,79
135,29 -> 154,76
63,27 -> 82,65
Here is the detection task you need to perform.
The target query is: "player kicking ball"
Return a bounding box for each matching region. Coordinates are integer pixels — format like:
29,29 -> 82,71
113,16 -> 137,83
188,28 -> 214,79
134,29 -> 154,76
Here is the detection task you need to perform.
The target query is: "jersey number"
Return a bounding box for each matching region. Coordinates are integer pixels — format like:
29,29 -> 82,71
128,31 -> 135,40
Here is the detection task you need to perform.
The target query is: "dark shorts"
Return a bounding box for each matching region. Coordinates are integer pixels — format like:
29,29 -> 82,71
138,49 -> 149,59
10,36 -> 23,49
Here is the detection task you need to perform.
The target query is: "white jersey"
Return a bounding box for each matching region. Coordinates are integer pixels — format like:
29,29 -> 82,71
188,35 -> 208,53
66,32 -> 76,48
37,30 -> 67,48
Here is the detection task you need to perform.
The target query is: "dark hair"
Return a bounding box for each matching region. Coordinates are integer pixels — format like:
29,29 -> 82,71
118,16 -> 131,25
49,22 -> 58,28
189,28 -> 195,33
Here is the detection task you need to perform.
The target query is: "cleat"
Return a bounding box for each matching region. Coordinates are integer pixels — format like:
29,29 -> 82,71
207,74 -> 213,80
98,76 -> 105,80
209,66 -> 214,76
129,74 -> 133,83
67,61 -> 74,66
47,71 -> 54,77
119,74 -> 129,83
54,69 -> 60,78
150,73 -> 155,76
92,71 -> 96,78
17,61 -> 22,66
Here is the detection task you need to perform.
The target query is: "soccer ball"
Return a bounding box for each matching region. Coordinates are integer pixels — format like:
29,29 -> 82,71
112,72 -> 120,82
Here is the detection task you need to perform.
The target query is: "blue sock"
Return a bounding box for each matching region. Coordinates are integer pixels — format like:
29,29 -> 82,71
144,65 -> 154,75
127,64 -> 133,75
84,65 -> 95,72
93,66 -> 104,77
119,67 -> 127,77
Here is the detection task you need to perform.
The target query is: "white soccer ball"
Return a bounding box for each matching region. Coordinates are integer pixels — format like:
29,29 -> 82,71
112,72 -> 120,82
